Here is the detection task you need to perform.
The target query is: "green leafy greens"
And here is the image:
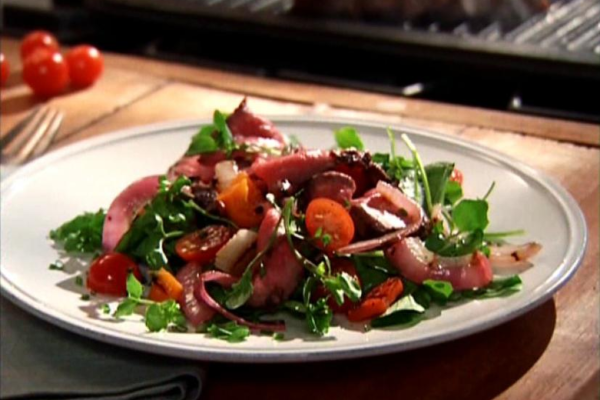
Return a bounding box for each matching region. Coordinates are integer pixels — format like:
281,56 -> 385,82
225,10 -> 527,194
334,127 -> 364,151
113,273 -> 187,333
49,210 -> 106,254
186,110 -> 235,156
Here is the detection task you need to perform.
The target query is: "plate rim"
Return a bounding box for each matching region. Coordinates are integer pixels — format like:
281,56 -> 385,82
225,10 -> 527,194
0,116 -> 588,363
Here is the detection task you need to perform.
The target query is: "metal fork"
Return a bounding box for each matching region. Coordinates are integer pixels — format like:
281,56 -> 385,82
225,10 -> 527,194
1,106 -> 64,176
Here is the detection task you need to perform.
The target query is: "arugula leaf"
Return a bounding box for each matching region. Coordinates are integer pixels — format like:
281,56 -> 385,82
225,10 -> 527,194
126,272 -> 143,299
224,266 -> 254,310
352,252 -> 396,293
453,200 -> 489,232
212,110 -> 235,154
334,127 -> 364,151
116,176 -> 196,270
306,298 -> 333,336
425,162 -> 454,206
425,229 -> 484,257
322,272 -> 361,306
301,277 -> 333,336
113,298 -> 139,318
453,276 -> 523,300
445,181 -> 463,205
422,280 -> 453,303
50,210 -> 106,254
186,125 -> 219,155
145,300 -> 187,332
371,294 -> 426,328
204,321 -> 250,343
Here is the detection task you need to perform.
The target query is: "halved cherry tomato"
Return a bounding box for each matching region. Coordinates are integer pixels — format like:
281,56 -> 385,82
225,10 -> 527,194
87,253 -> 142,297
305,198 -> 355,252
217,173 -> 266,228
22,49 -> 69,97
450,168 -> 463,186
65,45 -> 104,88
0,53 -> 9,87
347,277 -> 403,322
175,226 -> 232,264
314,258 -> 361,313
148,283 -> 170,303
154,268 -> 184,301
21,30 -> 59,60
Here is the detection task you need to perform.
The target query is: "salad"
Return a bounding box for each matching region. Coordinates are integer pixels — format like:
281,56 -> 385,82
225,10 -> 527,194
49,99 -> 542,342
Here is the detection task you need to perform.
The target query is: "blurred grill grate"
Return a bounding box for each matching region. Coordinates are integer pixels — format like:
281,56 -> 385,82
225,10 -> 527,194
178,0 -> 599,57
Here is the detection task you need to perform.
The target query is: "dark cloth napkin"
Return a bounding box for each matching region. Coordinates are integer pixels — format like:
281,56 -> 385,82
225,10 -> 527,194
0,295 -> 205,400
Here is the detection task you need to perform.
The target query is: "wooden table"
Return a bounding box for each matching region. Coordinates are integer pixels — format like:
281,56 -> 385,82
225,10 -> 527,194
1,37 -> 598,400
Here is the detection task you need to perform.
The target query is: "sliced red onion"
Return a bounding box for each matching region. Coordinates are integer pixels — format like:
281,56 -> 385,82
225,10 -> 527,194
176,263 -> 216,326
385,238 -> 493,290
196,271 -> 286,332
336,227 -> 417,255
102,175 -> 160,252
375,181 -> 423,226
488,242 -> 541,272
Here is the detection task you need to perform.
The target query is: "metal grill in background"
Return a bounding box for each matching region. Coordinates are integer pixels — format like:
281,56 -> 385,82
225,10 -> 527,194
153,0 -> 600,59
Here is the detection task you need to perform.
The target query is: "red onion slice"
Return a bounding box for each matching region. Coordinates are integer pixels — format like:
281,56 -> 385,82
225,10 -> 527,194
196,271 -> 286,332
102,175 -> 160,252
176,262 -> 216,326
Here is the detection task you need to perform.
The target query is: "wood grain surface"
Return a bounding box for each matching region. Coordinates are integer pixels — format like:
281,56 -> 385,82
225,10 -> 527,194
1,37 -> 598,400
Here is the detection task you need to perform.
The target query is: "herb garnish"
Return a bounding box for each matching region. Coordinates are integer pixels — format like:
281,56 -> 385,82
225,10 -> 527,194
49,209 -> 106,254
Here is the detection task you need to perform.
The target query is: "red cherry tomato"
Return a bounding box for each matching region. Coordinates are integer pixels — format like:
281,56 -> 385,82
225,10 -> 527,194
0,53 -> 9,86
22,49 -> 69,97
21,30 -> 59,60
87,253 -> 142,296
314,258 -> 362,314
65,45 -> 104,88
175,226 -> 233,264
450,168 -> 463,186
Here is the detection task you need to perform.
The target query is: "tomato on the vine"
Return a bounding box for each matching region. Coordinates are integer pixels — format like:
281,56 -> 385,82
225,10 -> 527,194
66,45 -> 104,88
22,49 -> 69,97
0,53 -> 9,87
21,30 -> 59,60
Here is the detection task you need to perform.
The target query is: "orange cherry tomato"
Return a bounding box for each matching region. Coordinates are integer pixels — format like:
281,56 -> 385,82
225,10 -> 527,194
21,30 -> 59,60
450,168 -> 463,186
314,258 -> 361,314
87,253 -> 142,297
154,268 -> 184,301
217,173 -> 266,228
148,283 -> 171,303
22,49 -> 69,97
305,198 -> 355,252
347,277 -> 403,322
0,53 -> 9,86
65,45 -> 104,88
175,226 -> 232,264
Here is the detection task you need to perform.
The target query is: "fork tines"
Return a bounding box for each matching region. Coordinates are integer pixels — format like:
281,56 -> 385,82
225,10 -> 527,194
1,106 -> 64,166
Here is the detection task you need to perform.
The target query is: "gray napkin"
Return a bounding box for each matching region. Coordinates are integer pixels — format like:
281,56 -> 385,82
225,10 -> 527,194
0,295 -> 205,400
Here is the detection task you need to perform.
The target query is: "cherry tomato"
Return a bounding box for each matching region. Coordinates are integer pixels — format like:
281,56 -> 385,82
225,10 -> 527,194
175,226 -> 232,264
87,253 -> 142,297
65,45 -> 104,88
21,30 -> 59,60
450,168 -> 463,186
0,53 -> 9,86
22,49 -> 69,97
305,198 -> 355,252
347,277 -> 403,322
314,258 -> 361,313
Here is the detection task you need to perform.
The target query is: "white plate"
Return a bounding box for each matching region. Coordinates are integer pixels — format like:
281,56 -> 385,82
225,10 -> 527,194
0,117 -> 587,363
